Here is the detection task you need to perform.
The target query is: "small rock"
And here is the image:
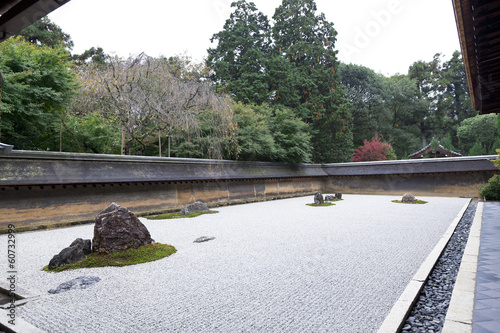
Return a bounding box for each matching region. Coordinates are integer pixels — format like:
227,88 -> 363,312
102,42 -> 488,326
325,195 -> 335,201
180,201 -> 209,216
402,324 -> 411,330
49,276 -> 101,294
194,236 -> 215,243
335,192 -> 342,200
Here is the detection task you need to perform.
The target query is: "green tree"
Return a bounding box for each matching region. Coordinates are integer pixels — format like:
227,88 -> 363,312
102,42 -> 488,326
382,74 -> 424,158
0,37 -> 76,149
269,105 -> 312,163
17,16 -> 73,50
232,103 -> 276,161
441,51 -> 476,123
408,52 -> 475,146
338,63 -> 389,147
231,103 -> 312,162
457,114 -> 498,155
468,141 -> 486,156
72,47 -> 107,66
271,0 -> 352,162
207,1 -> 271,105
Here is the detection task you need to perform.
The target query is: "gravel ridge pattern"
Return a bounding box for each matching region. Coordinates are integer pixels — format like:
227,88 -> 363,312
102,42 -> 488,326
1,195 -> 470,332
401,200 -> 477,333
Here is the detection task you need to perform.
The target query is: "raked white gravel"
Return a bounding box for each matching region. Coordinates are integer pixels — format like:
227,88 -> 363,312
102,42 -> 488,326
2,194 -> 469,332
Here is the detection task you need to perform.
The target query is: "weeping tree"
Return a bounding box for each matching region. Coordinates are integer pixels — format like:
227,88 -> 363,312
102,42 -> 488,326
70,53 -> 237,158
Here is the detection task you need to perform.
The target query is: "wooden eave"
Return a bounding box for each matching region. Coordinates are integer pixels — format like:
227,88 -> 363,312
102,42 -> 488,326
0,0 -> 70,42
453,0 -> 500,114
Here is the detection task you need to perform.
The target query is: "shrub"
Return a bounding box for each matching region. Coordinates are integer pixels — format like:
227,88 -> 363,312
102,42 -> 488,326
351,134 -> 396,162
479,174 -> 500,201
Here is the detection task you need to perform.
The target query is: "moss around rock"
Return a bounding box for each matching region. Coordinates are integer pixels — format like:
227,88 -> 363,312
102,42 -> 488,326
392,200 -> 428,204
307,203 -> 335,207
145,210 -> 218,220
43,243 -> 176,272
306,198 -> 343,207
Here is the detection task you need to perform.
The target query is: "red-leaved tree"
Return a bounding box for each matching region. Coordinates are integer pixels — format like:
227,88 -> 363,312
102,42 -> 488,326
351,134 -> 396,162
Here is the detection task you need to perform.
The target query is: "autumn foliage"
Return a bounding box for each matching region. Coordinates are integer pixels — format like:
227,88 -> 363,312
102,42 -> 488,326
351,134 -> 396,162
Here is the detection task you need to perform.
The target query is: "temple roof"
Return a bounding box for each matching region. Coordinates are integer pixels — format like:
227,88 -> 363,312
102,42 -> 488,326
409,143 -> 462,159
452,0 -> 500,114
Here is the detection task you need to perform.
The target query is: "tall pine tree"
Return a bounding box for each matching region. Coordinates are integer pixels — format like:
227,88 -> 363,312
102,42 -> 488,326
207,1 -> 271,105
270,0 -> 352,162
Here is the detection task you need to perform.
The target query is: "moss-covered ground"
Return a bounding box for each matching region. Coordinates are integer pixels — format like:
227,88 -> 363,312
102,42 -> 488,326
44,243 -> 177,272
145,210 -> 218,220
392,200 -> 428,204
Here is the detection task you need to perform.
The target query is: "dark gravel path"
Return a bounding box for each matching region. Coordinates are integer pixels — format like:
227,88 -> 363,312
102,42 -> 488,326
400,200 -> 477,333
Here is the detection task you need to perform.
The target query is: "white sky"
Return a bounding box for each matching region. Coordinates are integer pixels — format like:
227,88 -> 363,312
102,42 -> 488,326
49,0 -> 461,76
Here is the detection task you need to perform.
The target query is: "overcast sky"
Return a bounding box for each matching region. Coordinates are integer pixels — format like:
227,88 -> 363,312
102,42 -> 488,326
49,0 -> 461,76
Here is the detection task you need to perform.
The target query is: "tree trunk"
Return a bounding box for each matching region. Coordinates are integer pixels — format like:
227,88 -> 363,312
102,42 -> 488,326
168,135 -> 171,158
121,122 -> 126,155
158,128 -> 162,157
59,118 -> 62,152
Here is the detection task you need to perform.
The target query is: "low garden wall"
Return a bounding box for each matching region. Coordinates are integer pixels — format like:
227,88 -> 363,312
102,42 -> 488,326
0,150 -> 497,231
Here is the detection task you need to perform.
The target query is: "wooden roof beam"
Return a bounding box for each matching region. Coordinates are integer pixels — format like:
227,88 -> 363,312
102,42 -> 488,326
0,0 -> 70,42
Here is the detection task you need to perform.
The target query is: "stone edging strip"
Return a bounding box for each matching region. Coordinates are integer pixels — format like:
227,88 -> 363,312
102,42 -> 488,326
0,309 -> 45,332
377,200 -> 471,333
441,201 -> 483,333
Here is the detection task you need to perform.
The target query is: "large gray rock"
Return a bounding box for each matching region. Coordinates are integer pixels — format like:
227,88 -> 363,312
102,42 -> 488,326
48,276 -> 101,294
401,193 -> 417,203
314,192 -> 324,205
48,238 -> 92,270
180,201 -> 209,216
92,203 -> 154,254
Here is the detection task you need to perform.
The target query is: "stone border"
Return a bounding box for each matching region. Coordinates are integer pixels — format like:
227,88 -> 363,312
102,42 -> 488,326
0,310 -> 45,332
0,281 -> 43,333
441,201 -> 483,333
377,200 -> 471,333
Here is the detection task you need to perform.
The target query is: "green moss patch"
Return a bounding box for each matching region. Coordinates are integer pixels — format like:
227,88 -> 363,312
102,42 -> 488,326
43,243 -> 177,272
392,200 -> 428,204
306,199 -> 343,207
145,210 -> 218,220
307,203 -> 336,207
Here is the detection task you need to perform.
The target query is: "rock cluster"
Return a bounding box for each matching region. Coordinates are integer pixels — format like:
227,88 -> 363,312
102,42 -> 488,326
401,193 -> 417,203
325,193 -> 342,201
180,201 -> 209,215
92,203 -> 154,254
48,203 -> 155,269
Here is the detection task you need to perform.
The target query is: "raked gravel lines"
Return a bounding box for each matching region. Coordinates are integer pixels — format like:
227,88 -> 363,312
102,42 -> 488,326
2,195 -> 469,332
